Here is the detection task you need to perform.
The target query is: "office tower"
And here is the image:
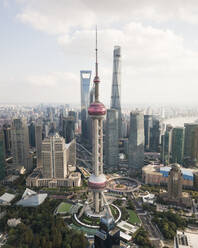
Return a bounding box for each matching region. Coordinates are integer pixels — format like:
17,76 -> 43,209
44,124 -> 49,138
105,109 -> 119,168
184,124 -> 198,166
90,85 -> 95,104
3,124 -> 11,157
128,111 -> 144,170
28,122 -> 35,148
48,122 -> 56,136
144,115 -> 152,151
11,118 -> 29,171
161,125 -> 173,165
35,124 -> 42,168
171,127 -> 185,164
59,110 -> 64,136
94,215 -> 120,248
47,107 -> 55,122
0,130 -> 6,180
80,70 -> 92,140
150,116 -> 161,152
68,110 -> 77,121
121,115 -> 128,138
42,134 -> 67,178
168,163 -> 183,201
62,116 -> 75,144
111,46 -> 122,138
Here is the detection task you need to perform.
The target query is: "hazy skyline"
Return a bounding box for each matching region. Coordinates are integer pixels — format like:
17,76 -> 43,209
1,0 -> 198,106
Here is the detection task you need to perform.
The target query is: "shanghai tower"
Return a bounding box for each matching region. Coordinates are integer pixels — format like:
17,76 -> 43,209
111,46 -> 122,138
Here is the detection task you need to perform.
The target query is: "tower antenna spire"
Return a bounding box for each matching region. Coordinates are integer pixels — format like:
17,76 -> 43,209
95,25 -> 98,77
94,25 -> 100,102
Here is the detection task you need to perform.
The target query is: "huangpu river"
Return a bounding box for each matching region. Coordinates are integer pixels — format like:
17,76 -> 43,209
164,116 -> 198,127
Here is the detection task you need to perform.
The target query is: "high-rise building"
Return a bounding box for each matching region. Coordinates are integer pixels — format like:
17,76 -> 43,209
28,122 -> 36,148
0,130 -> 6,180
3,124 -> 11,157
150,116 -> 161,152
111,46 -> 122,138
94,215 -> 120,248
184,123 -> 198,166
171,127 -> 185,164
26,137 -> 80,188
42,134 -> 67,179
128,111 -> 144,170
62,116 -> 75,144
168,163 -> 183,201
161,125 -> 173,165
11,118 -> 29,171
121,115 -> 128,138
105,109 -> 119,169
80,70 -> 92,140
35,124 -> 42,168
144,115 -> 152,151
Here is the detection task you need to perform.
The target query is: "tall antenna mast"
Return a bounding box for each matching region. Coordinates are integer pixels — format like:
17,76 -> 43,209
95,25 -> 98,77
94,26 -> 100,102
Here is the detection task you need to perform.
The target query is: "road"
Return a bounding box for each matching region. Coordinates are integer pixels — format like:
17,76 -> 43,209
129,192 -> 164,248
76,143 -> 92,171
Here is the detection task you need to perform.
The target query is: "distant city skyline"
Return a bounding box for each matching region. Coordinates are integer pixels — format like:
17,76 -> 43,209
1,1 -> 198,104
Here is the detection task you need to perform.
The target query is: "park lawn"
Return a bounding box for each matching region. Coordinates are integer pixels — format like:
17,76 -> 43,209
127,209 -> 141,225
57,202 -> 72,213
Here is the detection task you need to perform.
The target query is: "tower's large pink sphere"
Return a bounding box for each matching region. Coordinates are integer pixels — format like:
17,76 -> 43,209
88,102 -> 106,116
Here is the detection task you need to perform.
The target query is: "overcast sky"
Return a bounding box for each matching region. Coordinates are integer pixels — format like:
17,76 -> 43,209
1,0 -> 198,106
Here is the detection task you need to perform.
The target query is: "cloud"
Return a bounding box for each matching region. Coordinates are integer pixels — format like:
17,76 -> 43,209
16,0 -> 198,36
4,0 -> 198,104
27,72 -> 78,87
0,72 -> 80,103
56,23 -> 198,104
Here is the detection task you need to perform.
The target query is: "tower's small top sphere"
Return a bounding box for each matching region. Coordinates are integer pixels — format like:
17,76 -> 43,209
94,76 -> 100,84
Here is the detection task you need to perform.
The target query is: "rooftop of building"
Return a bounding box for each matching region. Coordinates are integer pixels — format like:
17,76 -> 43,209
175,230 -> 198,248
160,166 -> 193,179
120,231 -> 132,242
142,163 -> 197,181
16,188 -> 47,207
0,193 -> 15,204
117,220 -> 138,234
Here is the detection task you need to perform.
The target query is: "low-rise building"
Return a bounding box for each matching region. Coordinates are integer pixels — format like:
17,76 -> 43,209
117,221 -> 138,235
142,164 -> 196,188
0,193 -> 15,205
16,188 -> 47,207
7,218 -> 21,227
174,230 -> 198,248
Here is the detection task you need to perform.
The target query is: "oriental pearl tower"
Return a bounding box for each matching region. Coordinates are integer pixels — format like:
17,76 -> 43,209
87,28 -> 110,215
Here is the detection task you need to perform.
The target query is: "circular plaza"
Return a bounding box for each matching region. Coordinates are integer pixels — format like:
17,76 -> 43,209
106,177 -> 141,194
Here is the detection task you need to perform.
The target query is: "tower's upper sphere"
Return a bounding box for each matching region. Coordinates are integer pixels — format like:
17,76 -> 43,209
88,101 -> 106,116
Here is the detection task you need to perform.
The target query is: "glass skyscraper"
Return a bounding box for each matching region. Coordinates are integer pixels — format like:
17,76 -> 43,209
171,127 -> 184,164
80,70 -> 92,140
0,130 -> 6,180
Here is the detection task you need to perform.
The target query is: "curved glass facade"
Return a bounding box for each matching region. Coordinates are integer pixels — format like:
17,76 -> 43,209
80,70 -> 91,139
